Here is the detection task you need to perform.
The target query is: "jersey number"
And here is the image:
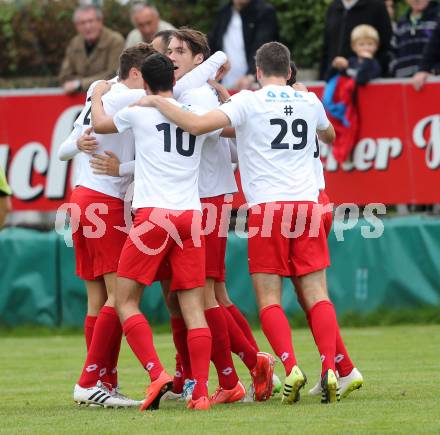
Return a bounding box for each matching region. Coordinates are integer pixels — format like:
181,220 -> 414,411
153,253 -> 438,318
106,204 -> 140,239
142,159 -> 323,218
270,118 -> 308,150
83,96 -> 92,126
156,123 -> 196,157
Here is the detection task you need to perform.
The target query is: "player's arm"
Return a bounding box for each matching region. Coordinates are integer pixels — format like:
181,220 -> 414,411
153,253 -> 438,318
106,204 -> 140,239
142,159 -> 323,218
136,95 -> 231,135
89,152 -> 135,177
91,81 -> 118,134
317,123 -> 336,144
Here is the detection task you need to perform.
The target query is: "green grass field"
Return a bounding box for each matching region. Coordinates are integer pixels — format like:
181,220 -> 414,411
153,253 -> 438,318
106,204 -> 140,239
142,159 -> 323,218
2,325 -> 440,434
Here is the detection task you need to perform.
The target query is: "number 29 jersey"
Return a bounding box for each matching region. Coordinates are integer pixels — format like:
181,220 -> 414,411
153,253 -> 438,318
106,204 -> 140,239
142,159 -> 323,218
114,99 -> 217,211
219,85 -> 330,206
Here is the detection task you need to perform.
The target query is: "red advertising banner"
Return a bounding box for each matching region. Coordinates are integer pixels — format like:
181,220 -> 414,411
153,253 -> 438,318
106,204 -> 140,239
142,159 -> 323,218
0,80 -> 439,211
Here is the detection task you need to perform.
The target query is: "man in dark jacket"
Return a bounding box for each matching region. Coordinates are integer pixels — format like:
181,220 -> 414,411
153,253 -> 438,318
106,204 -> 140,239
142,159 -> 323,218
319,0 -> 392,79
208,0 -> 279,89
390,0 -> 439,78
413,12 -> 440,89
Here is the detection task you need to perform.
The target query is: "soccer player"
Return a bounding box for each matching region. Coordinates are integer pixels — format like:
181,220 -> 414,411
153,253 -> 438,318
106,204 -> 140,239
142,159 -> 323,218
58,43 -> 229,408
166,28 -> 275,403
287,62 -> 364,399
91,53 -> 223,411
134,41 -> 349,404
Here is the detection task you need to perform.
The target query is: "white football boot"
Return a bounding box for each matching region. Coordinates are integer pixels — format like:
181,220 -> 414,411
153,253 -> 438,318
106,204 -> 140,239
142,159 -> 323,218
73,381 -> 130,408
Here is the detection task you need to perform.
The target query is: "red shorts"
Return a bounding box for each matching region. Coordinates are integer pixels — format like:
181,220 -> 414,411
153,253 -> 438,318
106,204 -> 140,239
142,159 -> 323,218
117,207 -> 205,291
200,195 -> 230,282
319,190 -> 333,237
247,201 -> 330,277
70,186 -> 128,280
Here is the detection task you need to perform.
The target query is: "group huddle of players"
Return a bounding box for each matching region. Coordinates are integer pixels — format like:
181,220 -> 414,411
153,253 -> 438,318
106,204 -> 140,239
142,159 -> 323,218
58,27 -> 363,411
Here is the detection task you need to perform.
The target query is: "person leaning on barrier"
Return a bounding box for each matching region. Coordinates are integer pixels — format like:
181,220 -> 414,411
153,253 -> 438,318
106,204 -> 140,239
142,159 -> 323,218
0,165 -> 12,230
125,2 -> 175,48
58,4 -> 124,94
413,12 -> 440,90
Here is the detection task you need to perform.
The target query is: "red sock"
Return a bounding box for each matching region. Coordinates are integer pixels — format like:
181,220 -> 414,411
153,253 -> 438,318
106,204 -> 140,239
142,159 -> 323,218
335,328 -> 355,377
308,300 -> 337,376
84,315 -> 97,351
221,305 -> 257,371
187,328 -> 211,400
227,304 -> 259,352
205,307 -> 239,389
259,304 -> 296,375
172,353 -> 184,394
122,314 -> 163,382
78,306 -> 121,388
100,307 -> 122,389
170,317 -> 192,380
306,311 -> 354,377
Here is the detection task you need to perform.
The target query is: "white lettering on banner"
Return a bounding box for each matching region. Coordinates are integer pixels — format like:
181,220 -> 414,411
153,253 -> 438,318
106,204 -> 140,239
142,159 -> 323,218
413,115 -> 440,169
320,137 -> 403,171
9,142 -> 49,200
0,144 -> 9,170
46,105 -> 83,198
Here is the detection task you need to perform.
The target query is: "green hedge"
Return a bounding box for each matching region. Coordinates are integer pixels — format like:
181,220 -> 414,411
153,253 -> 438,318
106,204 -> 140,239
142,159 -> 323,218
0,0 -> 408,80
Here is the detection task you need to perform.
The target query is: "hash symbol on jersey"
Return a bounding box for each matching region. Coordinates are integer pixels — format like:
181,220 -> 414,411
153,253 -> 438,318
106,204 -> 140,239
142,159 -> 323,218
284,105 -> 293,116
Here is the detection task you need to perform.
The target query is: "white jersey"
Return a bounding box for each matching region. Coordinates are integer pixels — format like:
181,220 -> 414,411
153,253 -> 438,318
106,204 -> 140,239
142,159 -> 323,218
314,137 -> 326,190
114,99 -> 217,211
179,84 -> 237,198
219,85 -> 330,206
68,81 -> 145,199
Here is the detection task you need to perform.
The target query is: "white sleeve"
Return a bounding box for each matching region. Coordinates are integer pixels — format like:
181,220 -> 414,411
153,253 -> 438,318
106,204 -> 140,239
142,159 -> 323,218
104,89 -> 145,113
217,91 -> 251,128
173,51 -> 227,100
113,107 -> 134,133
57,124 -> 82,161
119,160 -> 135,176
313,93 -> 330,130
228,138 -> 238,163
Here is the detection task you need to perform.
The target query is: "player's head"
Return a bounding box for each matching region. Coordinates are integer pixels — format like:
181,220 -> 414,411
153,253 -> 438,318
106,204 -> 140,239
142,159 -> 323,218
167,27 -> 210,81
255,42 -> 291,82
141,53 -> 175,95
286,61 -> 297,87
73,5 -> 103,44
119,43 -> 157,88
350,25 -> 379,58
130,2 -> 161,43
152,30 -> 174,54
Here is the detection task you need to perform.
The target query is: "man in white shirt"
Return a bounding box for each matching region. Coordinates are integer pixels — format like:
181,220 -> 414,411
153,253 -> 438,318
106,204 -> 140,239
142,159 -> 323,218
91,53 -> 219,411
134,42 -> 351,405
167,28 -> 275,404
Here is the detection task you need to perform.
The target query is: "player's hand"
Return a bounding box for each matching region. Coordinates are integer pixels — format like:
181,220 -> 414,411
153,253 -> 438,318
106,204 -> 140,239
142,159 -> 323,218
92,80 -> 112,98
132,95 -> 161,107
90,151 -> 121,177
215,60 -> 231,82
208,79 -> 231,104
413,71 -> 430,91
292,82 -> 308,92
63,80 -> 81,94
332,56 -> 349,70
77,127 -> 98,154
235,74 -> 255,90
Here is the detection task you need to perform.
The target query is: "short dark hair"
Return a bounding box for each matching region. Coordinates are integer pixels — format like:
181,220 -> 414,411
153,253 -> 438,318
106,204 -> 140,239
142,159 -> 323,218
172,27 -> 210,60
255,42 -> 291,78
286,61 -> 297,86
153,30 -> 173,48
119,43 -> 157,80
141,53 -> 175,93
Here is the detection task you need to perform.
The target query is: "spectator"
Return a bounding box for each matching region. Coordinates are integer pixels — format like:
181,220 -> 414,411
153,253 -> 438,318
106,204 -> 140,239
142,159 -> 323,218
58,5 -> 124,94
390,0 -> 439,78
327,24 -> 381,84
208,0 -> 279,89
0,165 -> 12,229
319,0 -> 392,79
413,12 -> 440,89
125,2 -> 175,48
151,30 -> 174,54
